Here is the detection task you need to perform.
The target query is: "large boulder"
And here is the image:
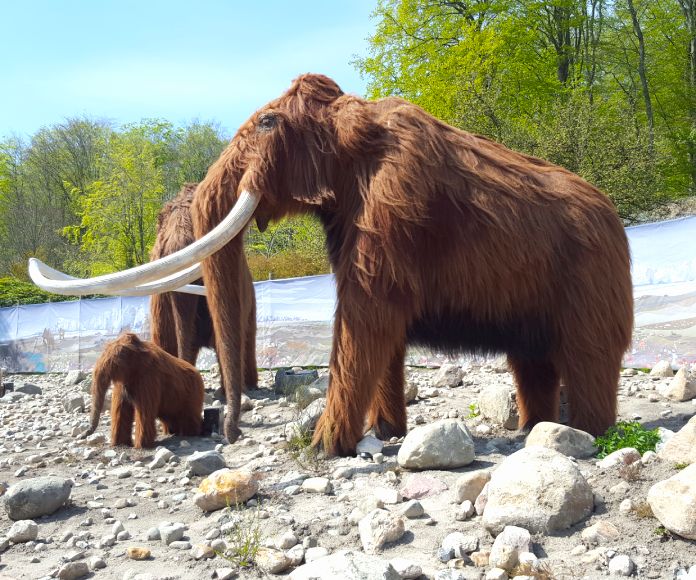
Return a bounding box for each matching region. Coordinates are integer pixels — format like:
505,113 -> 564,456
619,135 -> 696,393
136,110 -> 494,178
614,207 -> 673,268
397,419 -> 475,470
649,360 -> 673,378
657,368 -> 696,402
525,422 -> 597,458
647,463 -> 696,540
659,415 -> 696,465
482,446 -> 594,534
4,476 -> 73,521
433,364 -> 464,388
478,384 -> 519,429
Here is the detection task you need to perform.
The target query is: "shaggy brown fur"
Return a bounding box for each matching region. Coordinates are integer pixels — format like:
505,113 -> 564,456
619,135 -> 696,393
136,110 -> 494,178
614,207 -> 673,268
83,332 -> 204,448
150,183 -> 258,403
191,74 -> 634,455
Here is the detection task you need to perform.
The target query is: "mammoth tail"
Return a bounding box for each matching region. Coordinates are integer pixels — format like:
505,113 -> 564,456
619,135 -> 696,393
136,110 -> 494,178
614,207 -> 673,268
87,358 -> 113,435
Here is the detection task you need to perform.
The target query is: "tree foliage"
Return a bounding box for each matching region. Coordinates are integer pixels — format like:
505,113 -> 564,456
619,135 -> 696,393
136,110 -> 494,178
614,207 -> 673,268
0,115 -> 330,296
355,0 -> 695,221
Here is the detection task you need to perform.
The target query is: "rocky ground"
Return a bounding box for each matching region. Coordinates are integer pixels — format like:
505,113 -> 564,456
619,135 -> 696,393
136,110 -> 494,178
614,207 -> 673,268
0,360 -> 695,580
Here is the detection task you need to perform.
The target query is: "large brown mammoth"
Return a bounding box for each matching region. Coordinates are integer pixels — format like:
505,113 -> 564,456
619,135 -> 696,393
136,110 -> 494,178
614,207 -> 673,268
31,73 -> 633,455
149,183 -> 258,409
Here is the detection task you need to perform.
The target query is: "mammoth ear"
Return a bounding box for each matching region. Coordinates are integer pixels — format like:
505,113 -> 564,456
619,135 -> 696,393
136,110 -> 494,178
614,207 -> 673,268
289,74 -> 344,110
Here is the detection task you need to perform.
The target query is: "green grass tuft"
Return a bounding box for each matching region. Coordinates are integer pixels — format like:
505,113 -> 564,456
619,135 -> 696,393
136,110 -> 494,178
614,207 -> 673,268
594,421 -> 661,459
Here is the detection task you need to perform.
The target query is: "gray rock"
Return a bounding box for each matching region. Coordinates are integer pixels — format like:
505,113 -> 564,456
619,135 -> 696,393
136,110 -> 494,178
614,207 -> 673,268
89,556 -> 106,570
159,523 -> 186,545
7,519 -> 38,543
289,549 -> 400,580
186,450 -> 227,476
400,500 -> 424,519
439,532 -> 478,562
404,382 -> 419,403
148,447 -> 175,469
489,526 -> 531,570
301,477 -> 331,494
399,474 -> 448,499
478,384 -> 519,430
0,391 -> 25,403
285,398 -> 326,440
357,435 -> 384,456
608,554 -> 635,576
597,447 -> 641,469
649,360 -> 673,378
274,368 -> 319,396
433,364 -> 464,388
647,463 -> 696,540
256,547 -> 292,574
57,561 -> 90,579
390,558 -> 422,579
397,419 -> 475,470
581,521 -> 620,545
659,415 -> 696,465
15,382 -> 42,395
482,446 -> 594,534
455,470 -> 491,504
63,394 -> 85,413
64,370 -> 86,385
358,509 -> 406,554
525,422 -> 597,458
4,476 -> 73,520
658,368 -> 696,401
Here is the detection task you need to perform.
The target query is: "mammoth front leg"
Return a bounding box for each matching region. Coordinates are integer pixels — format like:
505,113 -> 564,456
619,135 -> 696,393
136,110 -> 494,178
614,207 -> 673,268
200,238 -> 246,444
313,300 -> 407,456
242,287 -> 259,390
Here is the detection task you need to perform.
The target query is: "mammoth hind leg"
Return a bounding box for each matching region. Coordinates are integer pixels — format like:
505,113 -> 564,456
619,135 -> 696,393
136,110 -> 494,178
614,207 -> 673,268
507,355 -> 561,432
366,343 -> 407,440
557,351 -> 619,437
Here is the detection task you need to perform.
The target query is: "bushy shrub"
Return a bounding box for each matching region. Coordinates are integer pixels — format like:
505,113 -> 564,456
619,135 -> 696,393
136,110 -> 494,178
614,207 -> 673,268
0,277 -> 78,307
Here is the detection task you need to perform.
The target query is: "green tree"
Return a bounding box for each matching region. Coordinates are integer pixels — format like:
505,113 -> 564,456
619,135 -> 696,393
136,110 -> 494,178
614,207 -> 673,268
355,0 -> 693,221
64,124 -> 165,274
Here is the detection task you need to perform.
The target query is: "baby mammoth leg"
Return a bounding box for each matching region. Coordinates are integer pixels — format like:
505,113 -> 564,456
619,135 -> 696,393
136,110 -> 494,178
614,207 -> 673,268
110,386 -> 134,447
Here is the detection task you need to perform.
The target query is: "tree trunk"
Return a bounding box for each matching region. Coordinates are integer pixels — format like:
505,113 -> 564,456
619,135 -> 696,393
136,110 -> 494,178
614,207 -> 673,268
679,0 -> 696,192
627,0 -> 655,154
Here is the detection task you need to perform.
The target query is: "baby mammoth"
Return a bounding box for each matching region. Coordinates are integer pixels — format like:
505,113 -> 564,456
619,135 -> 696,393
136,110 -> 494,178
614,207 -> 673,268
83,332 -> 204,448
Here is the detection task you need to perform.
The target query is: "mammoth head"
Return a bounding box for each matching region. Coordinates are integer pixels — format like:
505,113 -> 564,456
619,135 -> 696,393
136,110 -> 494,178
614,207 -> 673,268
27,74 -> 352,297
202,73 -> 346,232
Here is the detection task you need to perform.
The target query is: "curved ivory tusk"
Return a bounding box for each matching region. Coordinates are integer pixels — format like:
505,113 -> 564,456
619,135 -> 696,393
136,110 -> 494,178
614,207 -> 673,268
29,259 -> 208,297
27,189 -> 260,295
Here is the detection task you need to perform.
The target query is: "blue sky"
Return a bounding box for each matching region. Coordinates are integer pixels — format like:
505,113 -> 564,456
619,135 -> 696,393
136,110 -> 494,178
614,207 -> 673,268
1,1 -> 378,139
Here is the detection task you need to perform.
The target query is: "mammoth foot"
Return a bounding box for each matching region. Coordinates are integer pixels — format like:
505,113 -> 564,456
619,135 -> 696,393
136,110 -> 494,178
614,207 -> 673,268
224,418 -> 242,444
311,415 -> 360,457
372,417 -> 407,441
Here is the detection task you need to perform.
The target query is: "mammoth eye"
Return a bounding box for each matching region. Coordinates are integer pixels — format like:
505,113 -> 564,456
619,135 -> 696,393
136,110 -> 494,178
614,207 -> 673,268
257,113 -> 277,132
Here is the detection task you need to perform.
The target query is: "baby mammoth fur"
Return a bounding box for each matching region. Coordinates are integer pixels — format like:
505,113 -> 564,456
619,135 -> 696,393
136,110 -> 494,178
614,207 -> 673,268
84,332 -> 204,448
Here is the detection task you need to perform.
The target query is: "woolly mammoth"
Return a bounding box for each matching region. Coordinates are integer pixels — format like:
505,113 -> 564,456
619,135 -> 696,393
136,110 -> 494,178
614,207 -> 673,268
83,332 -> 204,448
31,73 -> 633,456
149,183 -> 258,398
